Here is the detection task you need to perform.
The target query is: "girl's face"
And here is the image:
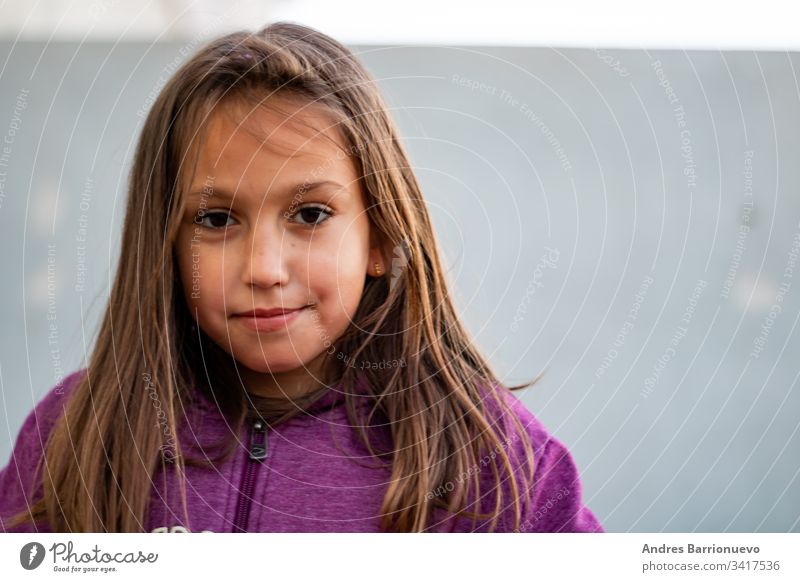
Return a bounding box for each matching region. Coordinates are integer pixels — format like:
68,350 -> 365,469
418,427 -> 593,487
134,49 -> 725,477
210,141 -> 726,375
175,97 -> 383,397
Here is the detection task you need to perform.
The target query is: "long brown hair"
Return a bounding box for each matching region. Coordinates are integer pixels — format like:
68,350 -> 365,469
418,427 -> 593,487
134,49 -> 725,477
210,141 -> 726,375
11,21 -> 540,532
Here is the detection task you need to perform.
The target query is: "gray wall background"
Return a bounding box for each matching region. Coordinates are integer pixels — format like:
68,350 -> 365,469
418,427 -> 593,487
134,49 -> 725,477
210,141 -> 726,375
0,41 -> 798,532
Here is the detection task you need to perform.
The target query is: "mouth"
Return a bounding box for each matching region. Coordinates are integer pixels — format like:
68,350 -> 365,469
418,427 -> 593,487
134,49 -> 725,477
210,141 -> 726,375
231,305 -> 310,332
233,306 -> 309,318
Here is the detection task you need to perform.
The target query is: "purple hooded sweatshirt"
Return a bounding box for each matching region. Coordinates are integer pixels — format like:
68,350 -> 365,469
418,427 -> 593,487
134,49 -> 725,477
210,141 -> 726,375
1,369 -> 603,533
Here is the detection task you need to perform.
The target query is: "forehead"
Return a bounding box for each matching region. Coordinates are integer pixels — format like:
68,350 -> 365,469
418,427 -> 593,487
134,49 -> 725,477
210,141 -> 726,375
192,96 -> 350,170
179,96 -> 365,208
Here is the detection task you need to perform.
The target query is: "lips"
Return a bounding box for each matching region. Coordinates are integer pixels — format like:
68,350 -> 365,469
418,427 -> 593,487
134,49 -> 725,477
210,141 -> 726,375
234,307 -> 306,318
232,305 -> 309,333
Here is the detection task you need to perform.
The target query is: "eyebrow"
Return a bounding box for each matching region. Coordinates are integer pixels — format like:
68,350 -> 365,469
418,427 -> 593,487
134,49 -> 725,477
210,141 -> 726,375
186,180 -> 346,200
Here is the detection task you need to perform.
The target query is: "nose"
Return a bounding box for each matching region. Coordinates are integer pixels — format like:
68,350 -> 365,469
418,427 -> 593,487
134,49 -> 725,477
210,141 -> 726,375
241,219 -> 290,288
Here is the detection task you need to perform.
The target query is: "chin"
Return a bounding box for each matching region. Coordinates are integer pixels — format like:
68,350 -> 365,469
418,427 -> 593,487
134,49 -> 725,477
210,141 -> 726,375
237,355 -> 307,374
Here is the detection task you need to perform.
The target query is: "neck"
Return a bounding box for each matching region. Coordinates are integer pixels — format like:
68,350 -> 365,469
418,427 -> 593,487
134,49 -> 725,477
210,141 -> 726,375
238,352 -> 329,401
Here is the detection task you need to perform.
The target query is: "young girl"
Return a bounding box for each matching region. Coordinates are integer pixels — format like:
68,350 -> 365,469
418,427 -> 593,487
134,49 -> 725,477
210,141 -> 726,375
0,22 -> 602,533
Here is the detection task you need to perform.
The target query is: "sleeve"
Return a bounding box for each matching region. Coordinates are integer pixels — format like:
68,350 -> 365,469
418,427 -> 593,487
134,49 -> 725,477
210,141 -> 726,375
0,369 -> 85,533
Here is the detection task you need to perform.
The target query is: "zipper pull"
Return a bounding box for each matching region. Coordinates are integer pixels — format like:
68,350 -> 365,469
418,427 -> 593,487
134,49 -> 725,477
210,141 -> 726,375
249,419 -> 268,460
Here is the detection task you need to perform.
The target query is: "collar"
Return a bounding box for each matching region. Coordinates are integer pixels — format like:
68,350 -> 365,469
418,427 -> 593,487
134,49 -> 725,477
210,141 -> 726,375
189,372 -> 368,415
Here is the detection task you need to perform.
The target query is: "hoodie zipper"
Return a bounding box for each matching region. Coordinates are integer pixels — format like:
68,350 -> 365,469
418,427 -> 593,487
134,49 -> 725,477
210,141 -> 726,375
232,418 -> 268,532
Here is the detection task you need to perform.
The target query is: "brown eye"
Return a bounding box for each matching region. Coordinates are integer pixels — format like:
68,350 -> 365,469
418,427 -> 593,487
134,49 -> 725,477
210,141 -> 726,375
290,204 -> 333,226
197,211 -> 235,229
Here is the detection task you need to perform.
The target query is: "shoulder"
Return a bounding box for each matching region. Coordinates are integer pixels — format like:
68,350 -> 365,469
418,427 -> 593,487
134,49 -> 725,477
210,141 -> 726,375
479,384 -> 552,460
10,368 -> 85,444
20,369 -> 86,433
0,369 -> 86,531
482,385 -> 604,533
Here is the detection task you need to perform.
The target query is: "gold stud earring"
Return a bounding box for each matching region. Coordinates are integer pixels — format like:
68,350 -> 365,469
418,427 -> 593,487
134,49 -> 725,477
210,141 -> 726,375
375,262 -> 382,276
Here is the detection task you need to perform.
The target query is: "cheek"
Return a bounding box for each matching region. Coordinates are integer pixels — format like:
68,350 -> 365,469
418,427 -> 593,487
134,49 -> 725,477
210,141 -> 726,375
197,250 -> 231,303
309,237 -> 367,317
176,236 -> 228,315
